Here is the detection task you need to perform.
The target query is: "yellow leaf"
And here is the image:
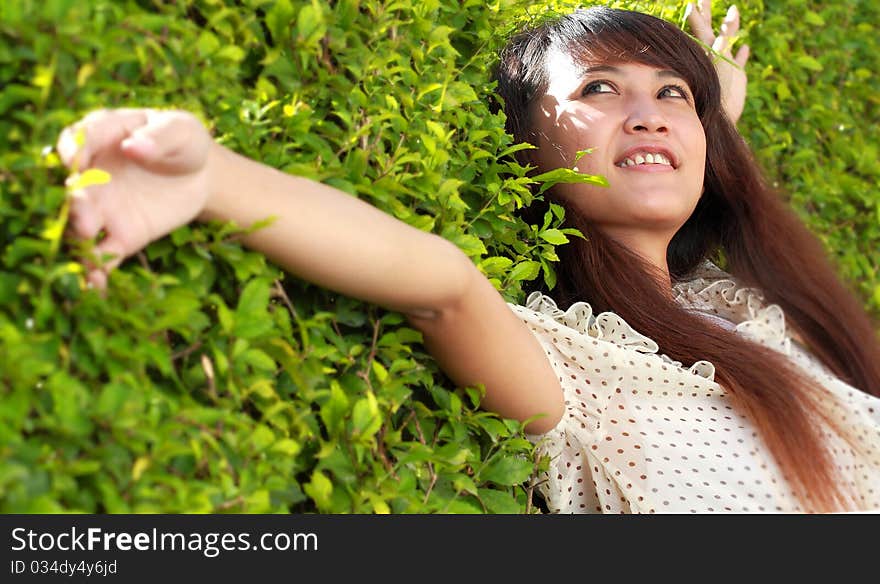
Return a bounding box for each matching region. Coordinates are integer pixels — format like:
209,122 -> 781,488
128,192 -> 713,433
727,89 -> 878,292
32,64 -> 53,89
66,168 -> 111,191
132,457 -> 151,481
77,63 -> 96,88
369,495 -> 390,514
41,197 -> 71,255
41,217 -> 66,244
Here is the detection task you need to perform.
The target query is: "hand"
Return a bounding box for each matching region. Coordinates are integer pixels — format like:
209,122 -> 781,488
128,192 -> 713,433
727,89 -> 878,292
56,108 -> 215,288
687,1 -> 750,124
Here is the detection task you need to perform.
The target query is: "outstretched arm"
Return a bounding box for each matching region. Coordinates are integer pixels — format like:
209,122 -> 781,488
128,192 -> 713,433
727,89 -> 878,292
687,1 -> 750,124
57,108 -> 566,433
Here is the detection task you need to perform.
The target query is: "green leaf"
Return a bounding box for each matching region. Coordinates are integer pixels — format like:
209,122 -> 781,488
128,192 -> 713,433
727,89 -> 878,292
804,11 -> 825,26
242,348 -> 277,372
271,439 -> 302,456
478,488 -> 522,513
351,391 -> 382,439
371,360 -> 389,384
320,381 -> 350,436
538,229 -> 569,245
497,142 -> 536,159
531,167 -> 608,194
795,55 -> 823,72
296,0 -> 326,45
480,454 -> 533,486
479,256 -> 513,276
508,261 -> 541,282
304,470 -> 333,510
266,0 -> 294,43
233,278 -> 273,338
248,424 -> 276,451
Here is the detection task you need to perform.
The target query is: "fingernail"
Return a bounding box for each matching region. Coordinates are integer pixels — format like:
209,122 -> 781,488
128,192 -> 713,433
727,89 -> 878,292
57,135 -> 75,164
121,135 -> 157,157
727,5 -> 738,18
684,3 -> 693,18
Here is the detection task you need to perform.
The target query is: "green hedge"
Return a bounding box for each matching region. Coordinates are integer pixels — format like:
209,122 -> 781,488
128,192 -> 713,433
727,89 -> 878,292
1,0 -> 877,513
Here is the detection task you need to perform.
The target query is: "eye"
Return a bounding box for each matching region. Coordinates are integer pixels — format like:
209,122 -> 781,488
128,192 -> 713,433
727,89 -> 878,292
658,84 -> 690,100
581,80 -> 617,96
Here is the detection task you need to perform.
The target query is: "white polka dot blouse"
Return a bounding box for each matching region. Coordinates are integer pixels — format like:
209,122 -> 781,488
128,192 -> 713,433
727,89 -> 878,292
510,260 -> 880,514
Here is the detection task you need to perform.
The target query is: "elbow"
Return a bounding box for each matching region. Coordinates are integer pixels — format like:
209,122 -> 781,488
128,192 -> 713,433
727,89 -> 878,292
404,237 -> 478,323
522,401 -> 565,436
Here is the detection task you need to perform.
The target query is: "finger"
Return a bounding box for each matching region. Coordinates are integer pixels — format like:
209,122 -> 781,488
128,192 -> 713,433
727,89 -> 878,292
713,34 -> 730,55
687,3 -> 715,45
68,193 -> 104,240
86,269 -> 107,292
86,237 -> 127,291
95,239 -> 126,273
723,4 -> 740,37
119,112 -> 181,166
120,111 -> 205,173
57,108 -> 149,170
734,44 -> 750,68
699,0 -> 712,15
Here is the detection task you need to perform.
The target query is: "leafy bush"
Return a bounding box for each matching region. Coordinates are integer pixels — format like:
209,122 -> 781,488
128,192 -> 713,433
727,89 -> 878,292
1,0 -> 877,513
740,0 -> 880,307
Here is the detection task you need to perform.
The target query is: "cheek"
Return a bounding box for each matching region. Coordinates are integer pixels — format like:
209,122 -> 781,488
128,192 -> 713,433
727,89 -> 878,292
536,126 -> 576,167
683,121 -> 707,175
687,119 -> 707,157
533,109 -> 607,171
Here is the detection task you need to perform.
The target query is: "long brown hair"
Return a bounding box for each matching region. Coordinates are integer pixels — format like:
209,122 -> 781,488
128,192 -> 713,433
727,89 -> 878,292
493,7 -> 880,512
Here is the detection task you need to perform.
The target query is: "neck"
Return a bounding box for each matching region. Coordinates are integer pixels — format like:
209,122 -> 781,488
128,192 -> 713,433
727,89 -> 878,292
603,229 -> 674,298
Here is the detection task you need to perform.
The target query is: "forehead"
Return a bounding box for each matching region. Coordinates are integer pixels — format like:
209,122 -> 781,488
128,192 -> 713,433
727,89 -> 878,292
543,47 -> 686,95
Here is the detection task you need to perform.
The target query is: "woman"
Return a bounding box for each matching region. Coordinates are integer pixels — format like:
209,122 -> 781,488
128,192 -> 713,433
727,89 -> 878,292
56,3 -> 880,513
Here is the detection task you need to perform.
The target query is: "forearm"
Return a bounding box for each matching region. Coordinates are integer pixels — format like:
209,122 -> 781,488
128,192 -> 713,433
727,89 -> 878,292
199,143 -> 471,317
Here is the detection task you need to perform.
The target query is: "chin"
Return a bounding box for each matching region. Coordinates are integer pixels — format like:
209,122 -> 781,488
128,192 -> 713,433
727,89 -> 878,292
628,200 -> 695,228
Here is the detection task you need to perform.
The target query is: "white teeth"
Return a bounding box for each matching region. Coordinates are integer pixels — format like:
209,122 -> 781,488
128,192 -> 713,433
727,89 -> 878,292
617,152 -> 673,167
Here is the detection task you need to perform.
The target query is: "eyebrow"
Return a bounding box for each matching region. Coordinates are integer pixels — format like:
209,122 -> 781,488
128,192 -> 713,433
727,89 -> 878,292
582,64 -> 687,82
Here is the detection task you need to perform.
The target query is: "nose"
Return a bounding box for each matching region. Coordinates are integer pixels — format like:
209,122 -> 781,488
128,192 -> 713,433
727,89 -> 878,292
624,100 -> 668,134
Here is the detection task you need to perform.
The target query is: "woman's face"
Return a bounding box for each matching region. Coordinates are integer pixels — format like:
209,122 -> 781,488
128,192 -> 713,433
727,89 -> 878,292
529,50 -> 707,244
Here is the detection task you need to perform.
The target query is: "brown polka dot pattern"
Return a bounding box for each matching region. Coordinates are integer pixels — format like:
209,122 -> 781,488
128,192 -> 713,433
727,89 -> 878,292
512,260 -> 880,514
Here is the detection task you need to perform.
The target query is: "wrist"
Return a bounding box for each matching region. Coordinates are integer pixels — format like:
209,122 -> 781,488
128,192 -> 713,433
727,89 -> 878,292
198,141 -> 233,223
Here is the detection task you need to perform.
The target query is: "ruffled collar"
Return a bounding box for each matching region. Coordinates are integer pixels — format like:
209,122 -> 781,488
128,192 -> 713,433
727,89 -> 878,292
672,260 -> 791,355
524,291 -> 717,382
523,260 -> 794,383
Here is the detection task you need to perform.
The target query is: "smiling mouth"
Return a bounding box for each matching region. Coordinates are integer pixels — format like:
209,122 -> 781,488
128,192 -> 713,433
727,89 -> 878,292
616,152 -> 674,168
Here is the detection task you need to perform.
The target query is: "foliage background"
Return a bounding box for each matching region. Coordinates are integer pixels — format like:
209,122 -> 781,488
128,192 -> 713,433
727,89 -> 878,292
1,0 -> 877,512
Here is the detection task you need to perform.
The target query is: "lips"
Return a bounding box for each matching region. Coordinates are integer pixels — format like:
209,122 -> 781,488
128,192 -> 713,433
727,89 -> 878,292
614,145 -> 678,169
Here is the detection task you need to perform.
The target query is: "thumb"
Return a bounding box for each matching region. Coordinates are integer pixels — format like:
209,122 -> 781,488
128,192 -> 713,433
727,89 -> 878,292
119,111 -> 207,174
119,130 -> 160,164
